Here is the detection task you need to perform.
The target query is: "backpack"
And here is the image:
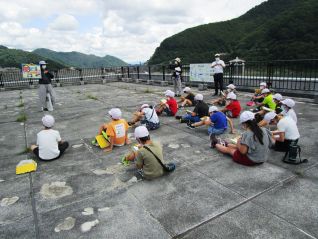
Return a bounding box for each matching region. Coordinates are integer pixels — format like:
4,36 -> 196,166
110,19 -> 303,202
282,144 -> 308,165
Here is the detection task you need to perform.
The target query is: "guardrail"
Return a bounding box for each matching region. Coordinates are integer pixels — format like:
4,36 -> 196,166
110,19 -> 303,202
1,59 -> 317,95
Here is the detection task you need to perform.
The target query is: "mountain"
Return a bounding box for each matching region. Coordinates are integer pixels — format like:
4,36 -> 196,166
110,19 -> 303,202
0,46 -> 66,70
33,48 -> 128,68
148,0 -> 318,64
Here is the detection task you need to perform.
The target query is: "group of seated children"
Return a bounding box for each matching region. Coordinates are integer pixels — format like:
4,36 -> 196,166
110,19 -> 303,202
30,83 -> 301,180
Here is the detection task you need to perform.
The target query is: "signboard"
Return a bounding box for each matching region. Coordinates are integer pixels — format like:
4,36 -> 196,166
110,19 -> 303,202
22,64 -> 41,79
189,63 -> 214,82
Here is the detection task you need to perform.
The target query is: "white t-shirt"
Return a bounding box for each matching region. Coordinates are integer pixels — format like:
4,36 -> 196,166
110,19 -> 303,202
211,59 -> 225,74
36,129 -> 61,160
142,107 -> 159,124
277,116 -> 300,140
283,109 -> 297,124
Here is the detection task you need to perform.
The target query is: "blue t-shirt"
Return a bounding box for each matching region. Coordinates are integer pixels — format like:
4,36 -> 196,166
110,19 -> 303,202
210,111 -> 227,129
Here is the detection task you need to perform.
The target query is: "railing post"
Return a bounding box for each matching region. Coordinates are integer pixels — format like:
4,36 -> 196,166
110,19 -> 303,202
0,72 -> 4,89
127,66 -> 130,78
79,69 -> 84,85
121,67 -> 124,78
148,66 -> 151,80
162,65 -> 165,81
267,62 -> 273,88
137,66 -> 140,79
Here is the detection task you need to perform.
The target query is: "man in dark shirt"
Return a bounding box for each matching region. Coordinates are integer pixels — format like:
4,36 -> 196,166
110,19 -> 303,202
177,94 -> 209,123
38,61 -> 56,111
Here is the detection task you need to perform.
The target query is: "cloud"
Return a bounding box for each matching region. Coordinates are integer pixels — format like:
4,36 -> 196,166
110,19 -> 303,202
0,0 -> 267,62
49,14 -> 79,31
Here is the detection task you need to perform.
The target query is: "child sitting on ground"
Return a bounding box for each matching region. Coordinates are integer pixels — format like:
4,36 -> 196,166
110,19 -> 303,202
214,111 -> 273,166
280,99 -> 297,124
122,126 -> 166,180
178,87 -> 196,107
176,94 -> 209,123
211,84 -> 236,106
128,104 -> 160,130
31,115 -> 69,161
156,90 -> 178,116
221,92 -> 241,118
95,108 -> 130,152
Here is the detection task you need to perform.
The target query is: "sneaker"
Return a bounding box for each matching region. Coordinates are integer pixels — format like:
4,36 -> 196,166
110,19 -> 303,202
210,134 -> 218,148
43,108 -> 48,111
187,121 -> 195,129
175,115 -> 182,120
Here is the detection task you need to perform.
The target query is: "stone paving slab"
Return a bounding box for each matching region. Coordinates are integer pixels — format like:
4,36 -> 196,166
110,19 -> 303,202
0,82 -> 317,239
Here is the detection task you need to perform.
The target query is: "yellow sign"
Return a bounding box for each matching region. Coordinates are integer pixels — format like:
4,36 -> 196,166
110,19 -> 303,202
22,64 -> 41,79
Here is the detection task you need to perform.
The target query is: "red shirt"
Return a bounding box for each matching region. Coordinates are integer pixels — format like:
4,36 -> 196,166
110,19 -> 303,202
167,97 -> 178,116
226,100 -> 241,118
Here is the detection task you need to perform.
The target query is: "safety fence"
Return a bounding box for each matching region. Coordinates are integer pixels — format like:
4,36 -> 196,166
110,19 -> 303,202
1,59 -> 317,94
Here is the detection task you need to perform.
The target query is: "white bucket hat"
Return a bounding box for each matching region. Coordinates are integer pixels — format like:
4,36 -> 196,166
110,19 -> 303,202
226,92 -> 237,100
281,99 -> 295,108
273,93 -> 283,101
260,82 -> 267,87
140,104 -> 149,109
264,112 -> 277,122
194,94 -> 203,101
39,60 -> 48,65
165,90 -> 175,98
183,87 -> 191,93
239,111 -> 255,124
209,106 -> 218,113
215,53 -> 220,57
108,108 -> 122,119
134,126 -> 149,139
175,57 -> 181,63
261,88 -> 270,94
42,114 -> 55,128
226,84 -> 236,90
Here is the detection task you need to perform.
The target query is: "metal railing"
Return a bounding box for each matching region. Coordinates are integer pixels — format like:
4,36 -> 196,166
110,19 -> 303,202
1,59 -> 317,94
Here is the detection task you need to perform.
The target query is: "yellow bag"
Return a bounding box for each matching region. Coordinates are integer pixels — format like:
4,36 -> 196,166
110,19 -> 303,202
95,135 -> 110,149
16,160 -> 37,174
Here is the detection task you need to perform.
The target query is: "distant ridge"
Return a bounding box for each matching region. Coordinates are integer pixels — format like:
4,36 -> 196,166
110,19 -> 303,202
149,0 -> 318,64
33,48 -> 128,68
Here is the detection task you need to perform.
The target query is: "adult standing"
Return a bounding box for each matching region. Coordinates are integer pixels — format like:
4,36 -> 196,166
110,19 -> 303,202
38,60 -> 55,111
170,57 -> 182,97
211,53 -> 226,96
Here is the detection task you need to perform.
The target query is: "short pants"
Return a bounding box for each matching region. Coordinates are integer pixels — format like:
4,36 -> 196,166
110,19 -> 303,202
232,150 -> 263,166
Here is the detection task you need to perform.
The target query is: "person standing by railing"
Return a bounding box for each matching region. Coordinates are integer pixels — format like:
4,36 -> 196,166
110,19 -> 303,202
38,60 -> 55,111
170,57 -> 182,97
211,54 -> 226,96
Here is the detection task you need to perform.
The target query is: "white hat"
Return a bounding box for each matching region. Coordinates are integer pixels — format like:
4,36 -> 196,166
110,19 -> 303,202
273,93 -> 283,101
264,112 -> 277,122
175,57 -> 181,62
134,126 -> 149,138
194,94 -> 203,101
39,60 -> 48,65
260,82 -> 267,87
140,104 -> 149,109
239,111 -> 255,124
281,99 -> 295,108
165,90 -> 175,98
209,106 -> 218,113
226,84 -> 236,90
226,92 -> 237,100
215,53 -> 220,57
261,88 -> 270,94
42,114 -> 55,128
183,87 -> 191,93
108,108 -> 122,119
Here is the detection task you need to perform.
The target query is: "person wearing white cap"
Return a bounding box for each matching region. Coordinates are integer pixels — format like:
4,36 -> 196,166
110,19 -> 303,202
280,99 -> 297,124
122,126 -> 166,179
156,90 -> 178,116
176,94 -> 209,124
221,92 -> 241,118
264,111 -> 300,152
169,57 -> 182,96
273,93 -> 283,114
128,104 -> 160,130
210,83 -> 237,106
214,111 -> 273,166
94,108 -> 130,152
248,82 -> 268,106
38,60 -> 56,111
253,88 -> 276,119
30,115 -> 69,161
179,87 -> 196,107
211,53 -> 226,96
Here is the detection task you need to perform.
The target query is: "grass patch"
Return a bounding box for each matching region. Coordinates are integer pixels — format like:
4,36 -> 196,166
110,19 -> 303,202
16,113 -> 27,122
86,94 -> 98,100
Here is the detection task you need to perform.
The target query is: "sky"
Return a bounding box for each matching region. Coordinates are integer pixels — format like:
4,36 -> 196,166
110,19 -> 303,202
0,0 -> 266,63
